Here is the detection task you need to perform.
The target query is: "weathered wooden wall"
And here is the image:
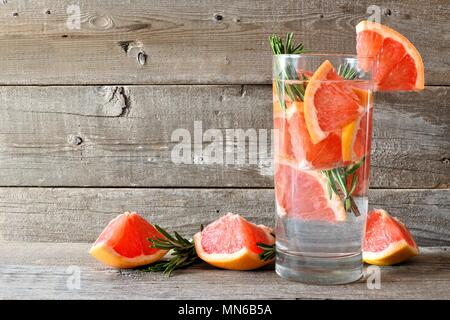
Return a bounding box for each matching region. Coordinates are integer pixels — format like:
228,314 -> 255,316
0,0 -> 448,85
0,0 -> 449,248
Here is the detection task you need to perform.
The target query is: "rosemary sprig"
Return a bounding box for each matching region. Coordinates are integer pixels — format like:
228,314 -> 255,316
143,225 -> 199,276
337,62 -> 360,80
270,33 -> 307,109
257,242 -> 276,261
269,33 -> 305,55
257,232 -> 276,261
322,156 -> 365,217
320,62 -> 364,217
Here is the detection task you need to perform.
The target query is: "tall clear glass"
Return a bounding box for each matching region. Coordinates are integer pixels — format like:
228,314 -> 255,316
273,54 -> 373,284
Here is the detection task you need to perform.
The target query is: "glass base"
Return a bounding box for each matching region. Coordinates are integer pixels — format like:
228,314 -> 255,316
275,249 -> 363,285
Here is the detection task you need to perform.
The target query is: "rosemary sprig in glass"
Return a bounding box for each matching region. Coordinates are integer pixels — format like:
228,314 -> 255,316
337,62 -> 360,80
143,225 -> 200,276
320,62 -> 364,217
270,33 -> 307,110
322,156 -> 365,216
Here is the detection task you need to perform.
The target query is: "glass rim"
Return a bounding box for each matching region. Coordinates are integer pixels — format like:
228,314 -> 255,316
272,53 -> 373,61
273,53 -> 374,83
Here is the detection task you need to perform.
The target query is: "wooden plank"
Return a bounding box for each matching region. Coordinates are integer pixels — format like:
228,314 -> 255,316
0,85 -> 448,188
1,242 -> 449,299
0,188 -> 448,246
0,0 -> 447,85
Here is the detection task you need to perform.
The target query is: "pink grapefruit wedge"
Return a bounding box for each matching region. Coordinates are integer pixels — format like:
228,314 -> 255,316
303,60 -> 364,144
89,212 -> 168,269
356,20 -> 424,91
275,162 -> 346,222
363,209 -> 419,266
194,213 -> 275,270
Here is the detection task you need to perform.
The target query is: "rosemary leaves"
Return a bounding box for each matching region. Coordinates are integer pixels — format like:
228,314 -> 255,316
257,242 -> 276,261
144,225 -> 199,276
270,33 -> 307,109
322,156 -> 366,217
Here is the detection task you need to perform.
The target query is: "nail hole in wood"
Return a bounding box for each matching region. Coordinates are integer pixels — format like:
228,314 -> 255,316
45,10 -> 51,15
12,12 -> 18,17
68,135 -> 83,146
239,85 -> 246,97
213,13 -> 223,21
137,51 -> 147,65
118,40 -> 132,53
442,158 -> 450,164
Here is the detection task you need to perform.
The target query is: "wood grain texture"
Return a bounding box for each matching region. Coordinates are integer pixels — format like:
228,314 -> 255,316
1,242 -> 449,299
0,188 -> 449,246
0,85 -> 448,188
0,0 -> 447,85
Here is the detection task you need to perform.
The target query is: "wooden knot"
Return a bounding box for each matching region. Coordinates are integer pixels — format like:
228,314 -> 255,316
89,14 -> 114,29
68,135 -> 83,146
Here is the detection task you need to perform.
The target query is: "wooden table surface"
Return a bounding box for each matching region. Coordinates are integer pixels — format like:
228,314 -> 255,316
1,242 -> 449,300
0,0 -> 449,300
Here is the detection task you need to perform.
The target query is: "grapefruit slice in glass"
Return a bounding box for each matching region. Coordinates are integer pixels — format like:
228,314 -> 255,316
341,87 -> 372,162
89,212 -> 168,268
345,154 -> 371,197
273,100 -> 295,161
286,100 -> 342,169
356,20 -> 424,91
303,60 -> 363,144
274,162 -> 346,222
194,213 -> 275,270
363,209 -> 419,265
342,104 -> 373,163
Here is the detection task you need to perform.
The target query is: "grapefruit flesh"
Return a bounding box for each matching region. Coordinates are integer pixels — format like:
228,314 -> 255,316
345,154 -> 371,197
342,88 -> 372,162
274,162 -> 346,222
363,209 -> 419,265
194,213 -> 275,270
303,60 -> 363,144
342,105 -> 373,165
356,20 -> 424,91
89,212 -> 168,269
286,101 -> 342,169
273,101 -> 295,161
343,106 -> 373,196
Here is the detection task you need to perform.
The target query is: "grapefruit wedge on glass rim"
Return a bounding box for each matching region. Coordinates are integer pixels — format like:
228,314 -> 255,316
356,20 -> 424,91
90,212 -> 168,269
194,213 -> 275,270
363,209 -> 419,266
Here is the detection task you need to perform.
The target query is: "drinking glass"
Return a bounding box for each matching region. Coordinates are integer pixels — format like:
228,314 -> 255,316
273,54 -> 373,284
